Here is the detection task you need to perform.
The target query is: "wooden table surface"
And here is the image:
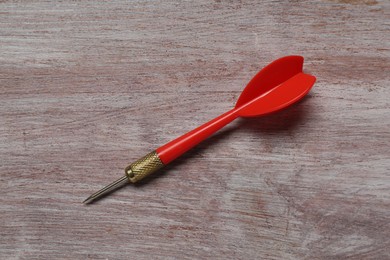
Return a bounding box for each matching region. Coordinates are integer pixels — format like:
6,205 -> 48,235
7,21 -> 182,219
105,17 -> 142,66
1,0 -> 389,259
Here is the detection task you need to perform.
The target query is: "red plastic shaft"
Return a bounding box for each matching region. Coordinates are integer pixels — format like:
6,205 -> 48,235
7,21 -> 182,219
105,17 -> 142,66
156,108 -> 239,164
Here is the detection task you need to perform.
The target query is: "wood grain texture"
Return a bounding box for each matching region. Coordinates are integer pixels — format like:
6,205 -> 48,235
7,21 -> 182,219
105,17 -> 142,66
1,0 -> 389,259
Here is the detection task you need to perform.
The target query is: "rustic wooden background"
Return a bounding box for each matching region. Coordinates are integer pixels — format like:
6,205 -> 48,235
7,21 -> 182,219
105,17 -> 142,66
1,0 -> 389,259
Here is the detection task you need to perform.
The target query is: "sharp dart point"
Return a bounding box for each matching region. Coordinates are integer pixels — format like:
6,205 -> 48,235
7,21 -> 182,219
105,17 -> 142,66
83,175 -> 129,204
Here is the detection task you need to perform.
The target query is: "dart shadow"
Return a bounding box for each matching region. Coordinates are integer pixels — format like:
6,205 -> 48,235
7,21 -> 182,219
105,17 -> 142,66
134,126 -> 238,186
135,95 -> 313,186
236,93 -> 313,135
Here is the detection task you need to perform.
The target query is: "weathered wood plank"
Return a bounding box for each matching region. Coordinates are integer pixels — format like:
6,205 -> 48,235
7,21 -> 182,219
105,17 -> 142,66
1,0 -> 389,259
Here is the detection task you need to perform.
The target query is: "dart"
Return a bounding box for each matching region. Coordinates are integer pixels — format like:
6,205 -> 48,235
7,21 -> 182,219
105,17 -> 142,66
84,55 -> 316,204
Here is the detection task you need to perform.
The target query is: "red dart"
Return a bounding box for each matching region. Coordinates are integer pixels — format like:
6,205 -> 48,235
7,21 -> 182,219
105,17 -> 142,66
84,55 -> 316,204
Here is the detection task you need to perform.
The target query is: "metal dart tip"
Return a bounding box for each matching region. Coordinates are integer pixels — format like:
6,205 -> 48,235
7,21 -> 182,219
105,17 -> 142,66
83,175 -> 129,204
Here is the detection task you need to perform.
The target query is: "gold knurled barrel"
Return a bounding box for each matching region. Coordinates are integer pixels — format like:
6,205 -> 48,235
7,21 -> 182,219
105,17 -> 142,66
125,151 -> 164,183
